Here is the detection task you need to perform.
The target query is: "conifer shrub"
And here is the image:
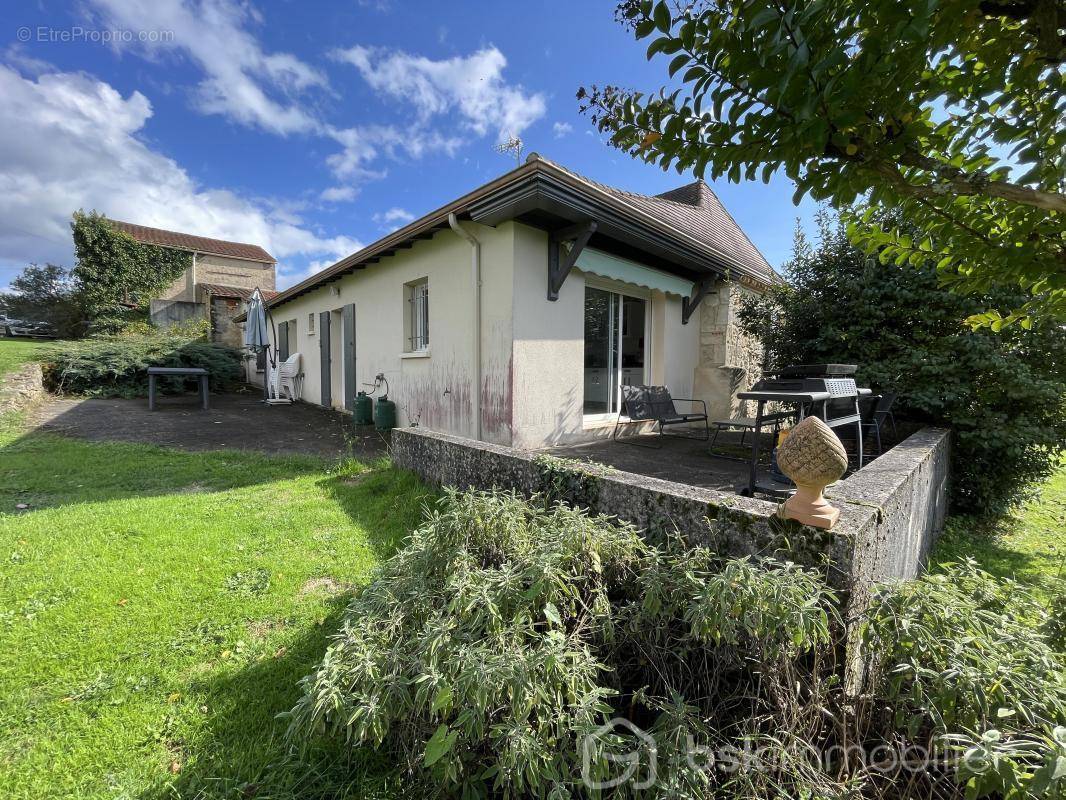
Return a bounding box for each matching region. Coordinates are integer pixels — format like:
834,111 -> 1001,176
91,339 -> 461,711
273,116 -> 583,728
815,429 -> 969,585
42,322 -> 243,397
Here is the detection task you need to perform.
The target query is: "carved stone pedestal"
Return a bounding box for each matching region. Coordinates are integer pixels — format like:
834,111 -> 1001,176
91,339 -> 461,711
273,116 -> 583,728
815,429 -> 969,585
775,416 -> 848,530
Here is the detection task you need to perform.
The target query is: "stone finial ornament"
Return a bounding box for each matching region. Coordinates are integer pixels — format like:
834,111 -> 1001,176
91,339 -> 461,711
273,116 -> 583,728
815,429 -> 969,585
775,416 -> 849,529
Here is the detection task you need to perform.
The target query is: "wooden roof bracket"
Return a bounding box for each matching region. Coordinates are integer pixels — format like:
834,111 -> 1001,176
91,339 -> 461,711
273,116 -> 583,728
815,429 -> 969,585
682,277 -> 715,325
547,220 -> 597,301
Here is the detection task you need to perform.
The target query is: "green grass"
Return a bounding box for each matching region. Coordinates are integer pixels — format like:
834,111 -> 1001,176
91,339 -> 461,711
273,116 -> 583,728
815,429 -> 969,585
934,460 -> 1065,600
0,338 -> 52,379
0,414 -> 431,799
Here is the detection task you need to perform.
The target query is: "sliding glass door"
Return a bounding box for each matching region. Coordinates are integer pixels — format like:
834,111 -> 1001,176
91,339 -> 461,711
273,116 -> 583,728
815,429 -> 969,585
583,286 -> 646,416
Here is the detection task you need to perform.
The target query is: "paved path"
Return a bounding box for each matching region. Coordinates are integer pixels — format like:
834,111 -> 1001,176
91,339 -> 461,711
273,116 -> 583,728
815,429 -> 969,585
30,392 -> 388,460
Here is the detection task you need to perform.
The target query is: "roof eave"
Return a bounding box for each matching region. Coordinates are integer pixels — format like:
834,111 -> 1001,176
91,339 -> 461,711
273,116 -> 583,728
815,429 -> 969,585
264,158 -> 774,309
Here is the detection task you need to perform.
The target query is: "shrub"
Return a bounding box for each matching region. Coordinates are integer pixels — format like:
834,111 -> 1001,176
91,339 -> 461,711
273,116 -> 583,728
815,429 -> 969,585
739,210 -> 1066,515
289,491 -> 1064,798
863,561 -> 1066,799
42,325 -> 242,397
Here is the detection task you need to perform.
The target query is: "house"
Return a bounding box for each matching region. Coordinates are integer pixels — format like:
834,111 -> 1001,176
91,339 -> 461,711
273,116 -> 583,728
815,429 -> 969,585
255,154 -> 779,449
110,220 -> 277,347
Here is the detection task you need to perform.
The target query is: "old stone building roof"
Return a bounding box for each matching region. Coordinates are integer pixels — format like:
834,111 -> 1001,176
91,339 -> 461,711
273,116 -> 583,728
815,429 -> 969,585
110,220 -> 276,264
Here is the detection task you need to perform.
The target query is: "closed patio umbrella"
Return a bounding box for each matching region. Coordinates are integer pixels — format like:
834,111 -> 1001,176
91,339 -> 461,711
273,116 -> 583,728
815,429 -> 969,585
243,287 -> 273,401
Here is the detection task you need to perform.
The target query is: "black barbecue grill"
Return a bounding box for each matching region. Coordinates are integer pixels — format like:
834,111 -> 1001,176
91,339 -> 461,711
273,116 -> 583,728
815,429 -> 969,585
735,364 -> 870,497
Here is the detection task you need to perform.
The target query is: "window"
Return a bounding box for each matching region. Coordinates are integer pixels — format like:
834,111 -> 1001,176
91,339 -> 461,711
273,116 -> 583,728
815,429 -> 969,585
405,278 -> 429,352
583,286 -> 646,416
308,312 -> 315,335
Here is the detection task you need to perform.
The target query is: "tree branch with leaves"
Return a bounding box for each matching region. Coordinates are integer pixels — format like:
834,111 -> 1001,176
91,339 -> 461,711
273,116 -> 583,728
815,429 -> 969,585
579,0 -> 1065,329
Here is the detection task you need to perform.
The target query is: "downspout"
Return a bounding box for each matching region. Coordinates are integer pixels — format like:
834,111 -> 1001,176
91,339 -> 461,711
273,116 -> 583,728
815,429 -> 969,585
448,213 -> 482,441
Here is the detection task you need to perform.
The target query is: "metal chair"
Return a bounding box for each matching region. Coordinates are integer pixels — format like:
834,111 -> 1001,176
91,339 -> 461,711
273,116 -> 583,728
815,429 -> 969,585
860,392 -> 897,456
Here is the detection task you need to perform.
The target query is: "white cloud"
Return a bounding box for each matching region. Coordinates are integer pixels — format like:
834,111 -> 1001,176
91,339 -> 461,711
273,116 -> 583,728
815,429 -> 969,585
330,45 -> 546,140
553,121 -> 573,138
372,207 -> 415,231
324,124 -> 460,181
320,185 -> 358,203
87,0 -> 325,135
0,64 -> 357,291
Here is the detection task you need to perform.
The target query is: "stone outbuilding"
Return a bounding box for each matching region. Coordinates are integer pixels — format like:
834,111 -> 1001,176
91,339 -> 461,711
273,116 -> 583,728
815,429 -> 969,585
111,220 -> 277,345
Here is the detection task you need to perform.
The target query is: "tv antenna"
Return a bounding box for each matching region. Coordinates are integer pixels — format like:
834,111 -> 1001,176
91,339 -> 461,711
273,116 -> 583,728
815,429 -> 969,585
494,135 -> 523,165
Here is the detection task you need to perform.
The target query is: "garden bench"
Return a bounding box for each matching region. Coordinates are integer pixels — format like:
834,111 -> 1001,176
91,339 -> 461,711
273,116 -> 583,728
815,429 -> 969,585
612,384 -> 708,447
147,367 -> 209,411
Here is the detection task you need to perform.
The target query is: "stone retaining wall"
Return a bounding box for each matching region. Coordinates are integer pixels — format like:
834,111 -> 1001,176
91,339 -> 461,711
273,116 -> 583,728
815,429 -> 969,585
392,424 -> 950,688
392,425 -> 950,593
0,362 -> 45,414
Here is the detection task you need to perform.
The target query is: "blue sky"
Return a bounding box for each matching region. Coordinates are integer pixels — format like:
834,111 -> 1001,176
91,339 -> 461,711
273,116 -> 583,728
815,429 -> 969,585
1,0 -> 818,290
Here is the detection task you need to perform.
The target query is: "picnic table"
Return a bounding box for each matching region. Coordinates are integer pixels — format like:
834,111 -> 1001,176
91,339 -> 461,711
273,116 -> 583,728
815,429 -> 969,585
147,367 -> 209,411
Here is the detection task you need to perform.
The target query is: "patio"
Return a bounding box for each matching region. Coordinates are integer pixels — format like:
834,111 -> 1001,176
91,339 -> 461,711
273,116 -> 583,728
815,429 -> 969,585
30,392 -> 388,460
548,426 -> 901,496
549,431 -> 757,492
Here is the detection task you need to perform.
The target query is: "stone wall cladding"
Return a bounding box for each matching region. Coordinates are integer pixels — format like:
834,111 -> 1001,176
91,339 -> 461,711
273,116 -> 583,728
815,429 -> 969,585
393,424 -> 950,691
693,280 -> 765,419
393,426 -> 865,588
0,362 -> 45,414
195,254 -> 275,291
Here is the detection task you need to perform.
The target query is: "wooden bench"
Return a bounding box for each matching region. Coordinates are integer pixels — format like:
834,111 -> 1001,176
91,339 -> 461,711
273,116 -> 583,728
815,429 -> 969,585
612,384 -> 708,447
147,367 -> 209,411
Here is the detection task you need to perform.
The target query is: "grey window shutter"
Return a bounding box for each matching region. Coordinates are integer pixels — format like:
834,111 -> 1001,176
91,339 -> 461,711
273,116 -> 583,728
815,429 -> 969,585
319,311 -> 331,408
342,304 -> 357,411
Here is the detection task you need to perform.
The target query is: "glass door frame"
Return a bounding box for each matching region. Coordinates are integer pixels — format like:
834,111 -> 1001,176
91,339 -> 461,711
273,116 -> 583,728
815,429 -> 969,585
582,277 -> 652,424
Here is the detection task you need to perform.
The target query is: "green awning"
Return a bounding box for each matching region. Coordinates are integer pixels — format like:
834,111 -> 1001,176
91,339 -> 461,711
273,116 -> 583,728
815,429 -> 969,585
574,247 -> 694,297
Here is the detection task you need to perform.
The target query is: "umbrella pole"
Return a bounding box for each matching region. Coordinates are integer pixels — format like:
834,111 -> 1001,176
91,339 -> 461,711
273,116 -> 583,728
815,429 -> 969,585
262,346 -> 269,402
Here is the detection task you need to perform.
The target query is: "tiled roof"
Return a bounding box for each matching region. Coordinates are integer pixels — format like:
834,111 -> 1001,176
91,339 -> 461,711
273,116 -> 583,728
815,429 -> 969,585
545,159 -> 776,282
263,155 -> 778,309
200,283 -> 277,301
109,220 -> 276,264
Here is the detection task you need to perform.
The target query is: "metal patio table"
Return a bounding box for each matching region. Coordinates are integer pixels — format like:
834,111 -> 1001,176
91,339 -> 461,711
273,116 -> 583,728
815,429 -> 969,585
735,387 -> 871,497
147,367 -> 210,411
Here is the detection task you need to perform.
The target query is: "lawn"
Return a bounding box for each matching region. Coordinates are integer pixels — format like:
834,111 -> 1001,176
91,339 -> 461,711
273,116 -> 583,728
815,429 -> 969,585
0,338 -> 51,379
933,460 -> 1065,599
0,413 -> 430,799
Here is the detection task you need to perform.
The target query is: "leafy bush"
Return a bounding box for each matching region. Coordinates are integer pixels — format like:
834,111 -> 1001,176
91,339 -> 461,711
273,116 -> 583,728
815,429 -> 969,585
288,491 -> 1065,798
42,324 -> 242,397
864,561 -> 1066,799
738,211 -> 1066,515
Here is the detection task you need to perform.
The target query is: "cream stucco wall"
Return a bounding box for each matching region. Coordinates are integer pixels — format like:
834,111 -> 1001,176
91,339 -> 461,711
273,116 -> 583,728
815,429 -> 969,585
264,223 -> 514,444
265,220 -> 747,451
509,225 -> 702,450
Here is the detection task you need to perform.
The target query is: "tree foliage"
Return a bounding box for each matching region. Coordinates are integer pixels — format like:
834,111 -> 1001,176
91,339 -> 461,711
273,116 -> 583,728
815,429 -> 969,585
70,210 -> 191,320
0,263 -> 83,338
288,489 -> 1066,799
737,210 -> 1066,514
1,213 -> 194,339
579,0 -> 1066,329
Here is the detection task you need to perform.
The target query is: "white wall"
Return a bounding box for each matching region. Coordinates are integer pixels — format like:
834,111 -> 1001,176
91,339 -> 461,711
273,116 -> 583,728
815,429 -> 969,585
265,223 -> 515,444
509,225 -> 702,450
265,220 -> 707,451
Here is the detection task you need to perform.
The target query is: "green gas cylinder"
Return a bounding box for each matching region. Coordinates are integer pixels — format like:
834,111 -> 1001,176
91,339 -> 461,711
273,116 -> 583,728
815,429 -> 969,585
374,395 -> 397,431
353,391 -> 373,426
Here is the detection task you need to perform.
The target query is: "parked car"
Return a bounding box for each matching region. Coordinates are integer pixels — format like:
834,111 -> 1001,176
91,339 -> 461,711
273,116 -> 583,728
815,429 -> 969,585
2,318 -> 56,338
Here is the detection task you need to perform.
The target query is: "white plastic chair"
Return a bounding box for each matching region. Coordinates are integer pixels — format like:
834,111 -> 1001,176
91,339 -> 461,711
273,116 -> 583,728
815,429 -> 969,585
271,352 -> 302,402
